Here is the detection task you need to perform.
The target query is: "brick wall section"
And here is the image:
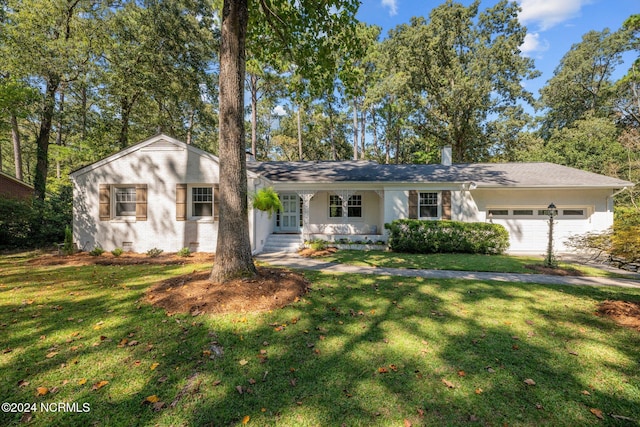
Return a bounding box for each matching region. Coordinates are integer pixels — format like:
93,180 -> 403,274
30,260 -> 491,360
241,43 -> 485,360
0,172 -> 34,200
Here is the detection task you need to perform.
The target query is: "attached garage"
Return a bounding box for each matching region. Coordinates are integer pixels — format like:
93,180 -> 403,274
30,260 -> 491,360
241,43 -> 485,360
468,186 -> 621,253
485,206 -> 591,252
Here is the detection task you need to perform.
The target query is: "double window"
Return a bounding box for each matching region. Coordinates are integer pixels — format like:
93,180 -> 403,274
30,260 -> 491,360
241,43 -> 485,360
329,194 -> 362,218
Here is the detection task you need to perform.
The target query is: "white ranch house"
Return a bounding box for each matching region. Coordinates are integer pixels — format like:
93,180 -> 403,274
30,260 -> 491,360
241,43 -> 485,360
70,134 -> 633,254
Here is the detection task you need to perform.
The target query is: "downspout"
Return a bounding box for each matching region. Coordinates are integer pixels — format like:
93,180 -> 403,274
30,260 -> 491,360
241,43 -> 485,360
607,186 -> 630,214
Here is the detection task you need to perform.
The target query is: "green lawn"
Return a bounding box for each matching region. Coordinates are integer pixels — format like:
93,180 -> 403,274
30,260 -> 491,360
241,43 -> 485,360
1,252 -> 639,426
317,250 -> 622,277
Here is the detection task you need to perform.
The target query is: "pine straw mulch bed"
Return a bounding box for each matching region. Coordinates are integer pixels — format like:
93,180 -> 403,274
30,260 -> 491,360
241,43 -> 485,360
145,267 -> 310,316
524,264 -> 585,276
597,300 -> 640,332
21,252 -> 640,330
26,251 -> 310,315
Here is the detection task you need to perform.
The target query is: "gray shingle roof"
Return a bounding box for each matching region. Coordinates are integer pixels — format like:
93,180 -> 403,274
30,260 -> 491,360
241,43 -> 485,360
247,161 -> 633,188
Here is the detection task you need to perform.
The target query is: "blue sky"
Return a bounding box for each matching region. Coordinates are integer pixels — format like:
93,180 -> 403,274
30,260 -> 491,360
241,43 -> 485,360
356,0 -> 638,97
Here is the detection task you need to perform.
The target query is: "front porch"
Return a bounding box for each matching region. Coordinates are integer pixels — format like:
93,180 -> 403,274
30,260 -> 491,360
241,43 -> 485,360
273,189 -> 386,239
259,189 -> 387,253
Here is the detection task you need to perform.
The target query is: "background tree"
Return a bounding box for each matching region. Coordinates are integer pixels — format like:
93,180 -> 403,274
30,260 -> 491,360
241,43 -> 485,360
539,28 -> 631,139
381,0 -> 538,162
0,0 -> 106,201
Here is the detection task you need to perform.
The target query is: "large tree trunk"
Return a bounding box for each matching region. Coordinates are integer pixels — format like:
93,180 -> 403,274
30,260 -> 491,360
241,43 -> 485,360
210,0 -> 256,283
11,114 -> 23,181
34,75 -> 60,202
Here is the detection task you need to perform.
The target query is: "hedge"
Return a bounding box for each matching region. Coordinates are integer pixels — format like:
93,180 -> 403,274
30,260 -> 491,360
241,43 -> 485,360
384,219 -> 510,255
0,186 -> 72,249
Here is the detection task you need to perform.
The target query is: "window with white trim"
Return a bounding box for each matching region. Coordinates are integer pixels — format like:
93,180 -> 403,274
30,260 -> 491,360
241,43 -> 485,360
419,192 -> 439,218
347,195 -> 362,217
192,187 -> 213,217
115,187 -> 136,217
329,195 -> 343,218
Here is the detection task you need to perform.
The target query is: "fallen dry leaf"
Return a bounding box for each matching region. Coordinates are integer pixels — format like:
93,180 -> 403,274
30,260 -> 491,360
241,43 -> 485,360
45,351 -> 58,359
403,419 -> 412,427
581,390 -> 591,396
36,387 -> 49,396
150,362 -> 159,371
523,378 -> 536,386
239,359 -> 248,366
92,380 -> 109,390
242,415 -> 250,424
441,379 -> 455,388
78,378 -> 87,385
378,367 -> 389,374
457,370 -> 466,377
475,388 -> 483,394
143,395 -> 160,404
589,408 -> 604,420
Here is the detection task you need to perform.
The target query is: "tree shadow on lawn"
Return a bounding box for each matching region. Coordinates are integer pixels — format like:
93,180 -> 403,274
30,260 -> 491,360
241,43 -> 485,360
0,262 -> 215,426
175,274 -> 640,426
2,261 -> 639,426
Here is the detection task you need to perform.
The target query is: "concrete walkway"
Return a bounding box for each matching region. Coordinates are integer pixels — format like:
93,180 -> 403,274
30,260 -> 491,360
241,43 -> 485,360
256,252 -> 640,289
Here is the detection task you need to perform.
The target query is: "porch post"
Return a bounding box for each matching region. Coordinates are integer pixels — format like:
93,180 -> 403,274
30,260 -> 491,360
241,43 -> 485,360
296,191 -> 316,241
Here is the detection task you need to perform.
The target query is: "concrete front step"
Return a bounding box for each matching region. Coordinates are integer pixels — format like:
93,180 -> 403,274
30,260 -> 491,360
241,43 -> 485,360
262,234 -> 303,253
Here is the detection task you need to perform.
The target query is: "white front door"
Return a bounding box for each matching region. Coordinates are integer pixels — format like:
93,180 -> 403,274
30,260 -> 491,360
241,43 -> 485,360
279,194 -> 300,232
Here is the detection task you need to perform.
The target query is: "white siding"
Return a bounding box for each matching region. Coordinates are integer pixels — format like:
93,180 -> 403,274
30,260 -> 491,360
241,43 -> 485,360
72,138 -> 222,252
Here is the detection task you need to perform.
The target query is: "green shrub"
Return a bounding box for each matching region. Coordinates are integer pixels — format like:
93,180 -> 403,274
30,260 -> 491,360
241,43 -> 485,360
0,197 -> 33,248
612,207 -> 640,260
62,226 -> 75,255
146,247 -> 163,258
111,248 -> 124,257
307,239 -> 328,251
89,247 -> 105,256
177,247 -> 192,257
0,185 -> 72,249
384,219 -> 510,255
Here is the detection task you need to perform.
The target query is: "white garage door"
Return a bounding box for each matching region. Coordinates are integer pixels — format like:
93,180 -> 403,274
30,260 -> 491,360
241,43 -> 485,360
488,207 -> 590,253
